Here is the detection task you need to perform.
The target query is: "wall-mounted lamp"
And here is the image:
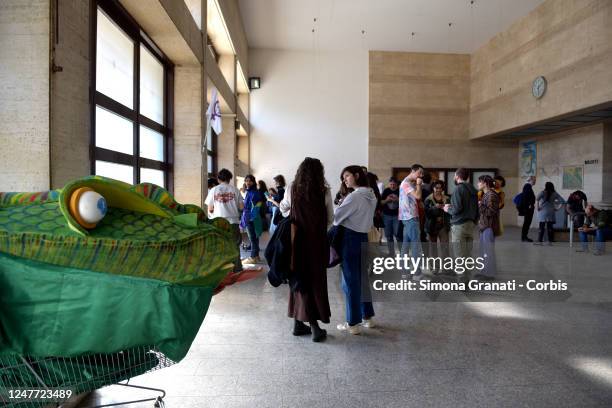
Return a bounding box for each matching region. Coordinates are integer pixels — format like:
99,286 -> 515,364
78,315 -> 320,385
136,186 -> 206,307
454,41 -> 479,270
249,77 -> 261,90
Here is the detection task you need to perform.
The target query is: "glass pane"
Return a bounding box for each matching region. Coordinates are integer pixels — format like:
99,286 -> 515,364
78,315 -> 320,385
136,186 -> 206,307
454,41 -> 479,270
96,160 -> 133,184
96,106 -> 133,154
140,168 -> 165,187
140,45 -> 164,124
206,132 -> 212,150
96,9 -> 134,108
207,155 -> 214,174
139,126 -> 164,161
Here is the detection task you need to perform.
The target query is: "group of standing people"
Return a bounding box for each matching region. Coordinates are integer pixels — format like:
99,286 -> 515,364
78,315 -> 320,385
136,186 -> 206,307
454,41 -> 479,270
377,165 -> 504,281
206,159 -> 610,345
206,160 -> 379,342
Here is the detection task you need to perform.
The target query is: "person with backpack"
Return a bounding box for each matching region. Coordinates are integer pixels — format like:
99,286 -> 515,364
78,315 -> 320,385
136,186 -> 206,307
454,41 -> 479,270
516,179 -> 536,242
277,158 -> 333,342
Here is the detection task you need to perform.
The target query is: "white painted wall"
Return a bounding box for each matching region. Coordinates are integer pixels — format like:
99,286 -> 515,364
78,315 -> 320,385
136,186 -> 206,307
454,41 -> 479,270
248,48 -> 368,193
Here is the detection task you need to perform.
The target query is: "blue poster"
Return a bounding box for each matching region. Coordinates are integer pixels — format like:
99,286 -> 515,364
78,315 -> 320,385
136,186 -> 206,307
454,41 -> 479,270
520,141 -> 536,177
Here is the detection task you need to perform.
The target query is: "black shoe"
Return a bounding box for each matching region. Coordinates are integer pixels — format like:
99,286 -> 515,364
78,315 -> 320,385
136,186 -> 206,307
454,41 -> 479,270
292,320 -> 311,336
312,328 -> 327,343
522,237 -> 533,242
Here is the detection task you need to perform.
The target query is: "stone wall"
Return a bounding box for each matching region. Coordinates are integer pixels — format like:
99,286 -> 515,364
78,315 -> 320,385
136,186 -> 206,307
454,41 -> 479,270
50,0 -> 90,188
174,66 -> 204,205
368,51 -> 518,224
0,0 -> 50,191
470,0 -> 612,138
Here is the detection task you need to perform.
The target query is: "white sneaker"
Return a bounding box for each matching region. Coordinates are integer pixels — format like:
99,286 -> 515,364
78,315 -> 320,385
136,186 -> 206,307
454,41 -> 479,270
362,318 -> 375,329
336,322 -> 361,335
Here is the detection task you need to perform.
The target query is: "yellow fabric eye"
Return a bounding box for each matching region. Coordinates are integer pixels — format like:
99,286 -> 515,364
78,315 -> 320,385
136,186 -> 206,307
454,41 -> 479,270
68,187 -> 107,229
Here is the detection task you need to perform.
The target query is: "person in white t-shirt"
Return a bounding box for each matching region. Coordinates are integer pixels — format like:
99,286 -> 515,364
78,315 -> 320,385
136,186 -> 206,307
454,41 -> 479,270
205,168 -> 244,273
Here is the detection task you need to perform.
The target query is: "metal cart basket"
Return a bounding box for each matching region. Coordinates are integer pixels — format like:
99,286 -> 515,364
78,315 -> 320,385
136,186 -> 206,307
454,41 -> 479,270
0,345 -> 175,408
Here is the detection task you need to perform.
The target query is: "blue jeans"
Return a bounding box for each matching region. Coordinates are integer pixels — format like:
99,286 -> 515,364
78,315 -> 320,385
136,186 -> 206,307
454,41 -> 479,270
246,221 -> 260,257
580,227 -> 612,252
341,228 -> 375,326
269,207 -> 278,235
383,214 -> 402,255
479,227 -> 496,277
401,218 -> 423,275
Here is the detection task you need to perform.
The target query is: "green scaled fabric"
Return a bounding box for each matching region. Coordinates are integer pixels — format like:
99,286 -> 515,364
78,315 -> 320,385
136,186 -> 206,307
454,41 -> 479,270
0,176 -> 237,362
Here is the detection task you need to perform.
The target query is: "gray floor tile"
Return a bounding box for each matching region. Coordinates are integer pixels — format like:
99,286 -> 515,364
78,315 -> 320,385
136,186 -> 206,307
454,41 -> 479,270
77,227 -> 612,407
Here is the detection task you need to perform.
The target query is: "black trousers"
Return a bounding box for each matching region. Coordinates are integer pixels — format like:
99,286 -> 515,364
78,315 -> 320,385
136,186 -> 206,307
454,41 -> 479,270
538,221 -> 555,242
521,209 -> 534,239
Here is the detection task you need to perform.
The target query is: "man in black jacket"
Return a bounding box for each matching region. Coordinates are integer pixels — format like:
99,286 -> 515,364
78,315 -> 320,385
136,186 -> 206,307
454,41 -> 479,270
444,168 -> 478,277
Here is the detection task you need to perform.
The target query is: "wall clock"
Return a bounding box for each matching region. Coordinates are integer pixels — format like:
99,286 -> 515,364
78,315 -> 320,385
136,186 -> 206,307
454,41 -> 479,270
532,76 -> 547,99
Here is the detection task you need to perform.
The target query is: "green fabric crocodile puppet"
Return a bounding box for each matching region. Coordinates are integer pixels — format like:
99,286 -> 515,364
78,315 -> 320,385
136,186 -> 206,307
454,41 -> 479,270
0,176 -> 256,388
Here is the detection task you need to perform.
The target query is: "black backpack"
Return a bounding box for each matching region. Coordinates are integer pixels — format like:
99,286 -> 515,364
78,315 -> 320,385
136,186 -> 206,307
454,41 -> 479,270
264,217 -> 293,287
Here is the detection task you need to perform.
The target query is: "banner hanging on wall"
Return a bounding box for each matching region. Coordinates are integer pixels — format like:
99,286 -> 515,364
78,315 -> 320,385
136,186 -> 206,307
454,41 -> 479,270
520,141 -> 537,178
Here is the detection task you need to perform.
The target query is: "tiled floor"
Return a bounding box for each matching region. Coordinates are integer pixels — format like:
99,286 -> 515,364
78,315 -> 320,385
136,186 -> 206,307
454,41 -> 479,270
78,227 -> 612,407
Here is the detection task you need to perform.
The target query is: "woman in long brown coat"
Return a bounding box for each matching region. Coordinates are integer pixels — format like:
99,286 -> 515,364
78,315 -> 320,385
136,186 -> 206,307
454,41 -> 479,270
280,157 -> 333,342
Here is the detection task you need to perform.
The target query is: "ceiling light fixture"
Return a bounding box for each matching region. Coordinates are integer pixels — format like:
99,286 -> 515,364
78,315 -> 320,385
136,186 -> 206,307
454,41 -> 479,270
248,77 -> 261,90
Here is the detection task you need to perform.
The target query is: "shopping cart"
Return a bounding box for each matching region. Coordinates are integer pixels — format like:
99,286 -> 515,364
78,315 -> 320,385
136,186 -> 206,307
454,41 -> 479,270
0,345 -> 174,408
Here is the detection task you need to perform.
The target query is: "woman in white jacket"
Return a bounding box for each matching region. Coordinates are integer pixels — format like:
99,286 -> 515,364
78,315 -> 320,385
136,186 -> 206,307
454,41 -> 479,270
333,165 -> 378,335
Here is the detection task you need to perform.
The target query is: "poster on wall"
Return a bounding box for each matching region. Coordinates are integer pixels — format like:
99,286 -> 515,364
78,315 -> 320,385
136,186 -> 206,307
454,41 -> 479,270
562,166 -> 583,190
520,141 -> 537,177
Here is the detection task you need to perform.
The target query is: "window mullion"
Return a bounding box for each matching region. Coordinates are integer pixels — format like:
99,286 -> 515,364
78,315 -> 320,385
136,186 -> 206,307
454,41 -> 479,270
134,38 -> 140,185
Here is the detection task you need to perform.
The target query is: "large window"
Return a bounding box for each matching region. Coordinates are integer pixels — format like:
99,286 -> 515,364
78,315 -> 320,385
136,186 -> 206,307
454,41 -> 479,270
92,0 -> 173,190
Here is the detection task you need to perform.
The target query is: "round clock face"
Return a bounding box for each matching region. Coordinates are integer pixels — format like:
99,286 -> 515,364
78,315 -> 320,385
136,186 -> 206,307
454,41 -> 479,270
532,76 -> 547,99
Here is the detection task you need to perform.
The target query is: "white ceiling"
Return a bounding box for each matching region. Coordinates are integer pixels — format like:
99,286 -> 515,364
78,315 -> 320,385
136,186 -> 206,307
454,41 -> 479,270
238,0 -> 545,54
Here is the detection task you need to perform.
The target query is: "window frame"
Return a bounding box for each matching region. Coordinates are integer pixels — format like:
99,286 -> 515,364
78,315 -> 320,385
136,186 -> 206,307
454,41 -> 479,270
207,129 -> 218,178
90,0 -> 174,191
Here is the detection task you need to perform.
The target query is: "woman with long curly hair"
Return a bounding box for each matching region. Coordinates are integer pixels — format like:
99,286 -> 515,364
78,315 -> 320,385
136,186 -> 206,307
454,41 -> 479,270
279,157 -> 333,342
